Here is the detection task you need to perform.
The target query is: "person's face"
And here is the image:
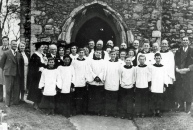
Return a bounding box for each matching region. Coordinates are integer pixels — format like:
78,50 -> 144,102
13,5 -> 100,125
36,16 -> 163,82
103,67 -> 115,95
71,46 -> 77,54
152,44 -> 159,52
143,43 -> 150,51
38,45 -> 44,53
125,58 -> 132,66
19,43 -> 25,52
59,48 -> 64,56
138,56 -> 146,65
110,52 -> 116,60
96,43 -> 103,49
161,41 -> 168,51
133,41 -> 139,49
182,38 -> 190,47
128,50 -> 135,57
84,47 -> 89,55
43,45 -> 48,53
88,41 -> 95,49
64,57 -> 71,66
48,60 -> 55,68
2,38 -> 9,46
120,44 -> 127,49
66,48 -> 70,54
106,48 -> 111,54
95,51 -> 101,58
50,46 -> 57,55
155,56 -> 161,64
78,51 -> 85,57
11,41 -> 17,50
107,42 -> 114,47
120,51 -> 126,59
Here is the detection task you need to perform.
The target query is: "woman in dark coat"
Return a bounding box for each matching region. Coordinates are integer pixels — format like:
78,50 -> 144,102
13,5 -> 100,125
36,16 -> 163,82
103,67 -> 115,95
27,42 -> 48,110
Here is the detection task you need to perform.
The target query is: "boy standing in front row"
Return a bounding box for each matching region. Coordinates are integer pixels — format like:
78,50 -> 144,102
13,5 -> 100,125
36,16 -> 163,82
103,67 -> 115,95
39,58 -> 62,115
71,48 -> 89,115
119,57 -> 135,120
150,53 -> 168,117
135,55 -> 151,118
104,50 -> 121,117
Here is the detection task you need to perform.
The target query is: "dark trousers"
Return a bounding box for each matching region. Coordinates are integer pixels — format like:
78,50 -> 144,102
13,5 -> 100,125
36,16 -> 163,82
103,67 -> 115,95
74,87 -> 88,114
118,87 -> 134,117
4,75 -> 20,106
151,93 -> 164,111
135,88 -> 149,114
104,90 -> 118,116
0,84 -> 3,102
88,85 -> 104,114
163,84 -> 175,111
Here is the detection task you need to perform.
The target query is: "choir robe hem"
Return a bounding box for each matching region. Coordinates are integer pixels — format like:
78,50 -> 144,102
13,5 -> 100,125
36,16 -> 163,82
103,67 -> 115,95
104,90 -> 118,116
39,96 -> 55,109
88,84 -> 104,114
55,93 -> 73,117
118,87 -> 134,117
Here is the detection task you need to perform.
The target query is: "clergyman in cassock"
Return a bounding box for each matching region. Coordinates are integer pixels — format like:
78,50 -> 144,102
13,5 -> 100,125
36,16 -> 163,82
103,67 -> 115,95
159,40 -> 175,111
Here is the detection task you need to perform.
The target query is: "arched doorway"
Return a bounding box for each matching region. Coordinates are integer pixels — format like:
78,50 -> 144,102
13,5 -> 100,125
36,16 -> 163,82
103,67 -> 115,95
59,1 -> 133,47
75,17 -> 115,47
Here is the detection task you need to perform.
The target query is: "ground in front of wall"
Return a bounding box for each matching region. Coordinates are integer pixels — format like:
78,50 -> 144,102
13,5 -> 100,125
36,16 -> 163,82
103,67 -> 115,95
0,102 -> 193,130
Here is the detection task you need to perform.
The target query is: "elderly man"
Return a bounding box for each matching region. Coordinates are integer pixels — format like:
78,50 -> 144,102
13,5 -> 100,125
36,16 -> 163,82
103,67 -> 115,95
159,40 -> 175,111
120,43 -> 127,50
0,40 -> 24,107
106,40 -> 114,48
175,37 -> 193,114
47,44 -> 59,68
0,36 -> 10,102
89,39 -> 109,60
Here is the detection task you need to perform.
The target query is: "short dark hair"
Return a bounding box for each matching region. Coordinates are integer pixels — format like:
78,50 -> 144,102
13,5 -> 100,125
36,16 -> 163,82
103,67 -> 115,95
63,54 -> 72,65
47,57 -> 55,62
77,48 -> 85,53
154,53 -> 161,58
11,40 -> 17,44
110,50 -> 116,54
2,36 -> 9,41
138,54 -> 146,60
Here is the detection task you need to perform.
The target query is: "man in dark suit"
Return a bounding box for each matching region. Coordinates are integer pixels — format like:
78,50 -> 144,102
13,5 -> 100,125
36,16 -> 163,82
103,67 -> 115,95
175,37 -> 193,114
0,40 -> 24,107
46,44 -> 60,68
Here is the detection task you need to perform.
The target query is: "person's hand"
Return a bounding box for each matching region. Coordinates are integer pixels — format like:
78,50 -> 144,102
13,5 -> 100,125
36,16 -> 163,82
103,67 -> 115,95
44,57 -> 48,65
70,83 -> 75,92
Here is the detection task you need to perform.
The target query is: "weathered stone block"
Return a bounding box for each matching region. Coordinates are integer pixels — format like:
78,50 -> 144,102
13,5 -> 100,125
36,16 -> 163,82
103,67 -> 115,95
31,24 -> 43,35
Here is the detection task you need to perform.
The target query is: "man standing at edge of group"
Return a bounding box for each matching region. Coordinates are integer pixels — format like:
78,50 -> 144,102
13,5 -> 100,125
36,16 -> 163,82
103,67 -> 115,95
0,36 -> 10,102
0,40 -> 24,107
175,37 -> 193,114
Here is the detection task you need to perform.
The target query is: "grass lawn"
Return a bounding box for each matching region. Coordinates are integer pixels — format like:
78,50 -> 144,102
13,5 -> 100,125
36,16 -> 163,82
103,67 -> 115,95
0,102 -> 193,130
0,103 -> 76,130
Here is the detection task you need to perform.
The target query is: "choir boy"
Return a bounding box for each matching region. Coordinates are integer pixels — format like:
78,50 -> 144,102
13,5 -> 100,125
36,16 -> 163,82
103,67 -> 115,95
70,43 -> 79,60
135,55 -> 151,117
118,49 -> 127,65
71,48 -> 89,115
150,53 -> 167,117
38,58 -> 62,115
137,42 -> 154,66
56,55 -> 75,117
119,57 -> 135,120
87,49 -> 106,115
104,50 -> 121,117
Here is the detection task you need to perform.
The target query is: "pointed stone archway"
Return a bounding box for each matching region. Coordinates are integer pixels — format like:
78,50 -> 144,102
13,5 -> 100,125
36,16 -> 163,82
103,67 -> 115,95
59,1 -> 134,47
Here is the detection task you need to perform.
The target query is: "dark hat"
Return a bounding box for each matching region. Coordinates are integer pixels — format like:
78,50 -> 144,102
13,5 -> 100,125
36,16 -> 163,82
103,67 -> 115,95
33,41 -> 49,50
